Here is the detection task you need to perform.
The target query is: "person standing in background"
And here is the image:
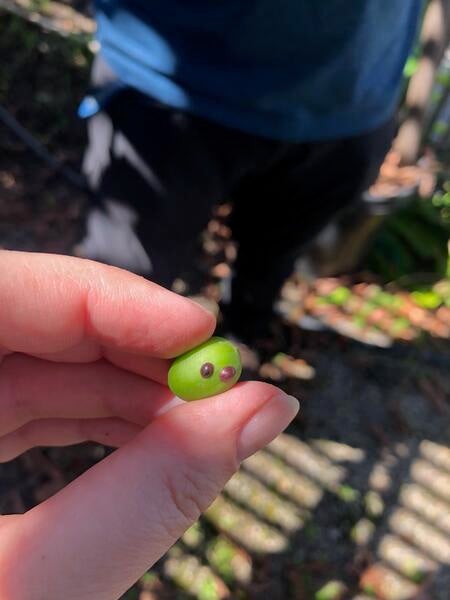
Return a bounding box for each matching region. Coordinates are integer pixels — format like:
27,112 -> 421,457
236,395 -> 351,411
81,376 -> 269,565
77,0 -> 422,344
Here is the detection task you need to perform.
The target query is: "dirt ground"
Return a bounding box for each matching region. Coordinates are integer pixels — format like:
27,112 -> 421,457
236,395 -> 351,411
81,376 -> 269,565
1,10 -> 450,600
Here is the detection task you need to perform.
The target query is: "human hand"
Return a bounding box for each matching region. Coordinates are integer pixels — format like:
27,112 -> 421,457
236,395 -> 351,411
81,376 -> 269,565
0,251 -> 299,599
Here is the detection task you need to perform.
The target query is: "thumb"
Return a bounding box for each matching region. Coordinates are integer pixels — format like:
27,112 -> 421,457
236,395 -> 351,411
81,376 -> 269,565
0,383 -> 299,600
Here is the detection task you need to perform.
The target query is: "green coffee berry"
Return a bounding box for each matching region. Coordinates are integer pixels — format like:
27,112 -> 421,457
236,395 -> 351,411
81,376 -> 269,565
168,337 -> 242,401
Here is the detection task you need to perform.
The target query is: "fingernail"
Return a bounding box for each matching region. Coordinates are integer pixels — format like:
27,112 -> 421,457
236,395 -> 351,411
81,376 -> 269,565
237,393 -> 300,462
155,396 -> 185,416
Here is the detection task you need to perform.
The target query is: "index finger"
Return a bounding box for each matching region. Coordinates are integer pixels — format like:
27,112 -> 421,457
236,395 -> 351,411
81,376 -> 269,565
0,251 -> 215,359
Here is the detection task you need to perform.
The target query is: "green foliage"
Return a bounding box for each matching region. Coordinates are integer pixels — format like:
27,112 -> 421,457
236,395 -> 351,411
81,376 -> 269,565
337,485 -> 360,503
367,194 -> 450,282
352,314 -> 366,328
315,581 -> 346,600
206,537 -> 236,584
361,583 -> 377,597
411,289 -> 442,309
391,317 -> 410,334
326,287 -> 352,305
139,571 -> 159,587
303,521 -> 320,542
0,13 -> 92,149
371,291 -> 401,308
364,491 -> 384,519
30,0 -> 51,10
198,576 -> 220,600
404,564 -> 426,584
403,55 -> 419,79
182,522 -> 205,549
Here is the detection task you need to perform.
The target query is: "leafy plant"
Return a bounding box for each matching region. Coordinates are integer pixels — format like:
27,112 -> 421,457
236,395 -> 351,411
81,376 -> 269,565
366,192 -> 450,282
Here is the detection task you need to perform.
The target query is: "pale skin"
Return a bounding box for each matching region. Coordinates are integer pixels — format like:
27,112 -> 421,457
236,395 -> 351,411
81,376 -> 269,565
0,250 -> 299,600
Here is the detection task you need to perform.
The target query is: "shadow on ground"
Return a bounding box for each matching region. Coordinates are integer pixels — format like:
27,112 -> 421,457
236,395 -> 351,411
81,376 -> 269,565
128,347 -> 450,600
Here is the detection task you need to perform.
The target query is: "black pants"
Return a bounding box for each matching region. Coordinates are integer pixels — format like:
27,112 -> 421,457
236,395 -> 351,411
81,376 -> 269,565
79,58 -> 394,339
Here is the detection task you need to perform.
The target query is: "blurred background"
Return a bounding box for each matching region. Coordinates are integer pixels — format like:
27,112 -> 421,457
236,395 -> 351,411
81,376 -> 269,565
1,1 -> 450,599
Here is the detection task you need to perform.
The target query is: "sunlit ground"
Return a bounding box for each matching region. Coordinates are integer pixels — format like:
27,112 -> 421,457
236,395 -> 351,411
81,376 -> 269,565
129,431 -> 450,600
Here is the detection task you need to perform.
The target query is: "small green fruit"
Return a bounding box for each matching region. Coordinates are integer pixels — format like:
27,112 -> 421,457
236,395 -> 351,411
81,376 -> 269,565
168,337 -> 242,401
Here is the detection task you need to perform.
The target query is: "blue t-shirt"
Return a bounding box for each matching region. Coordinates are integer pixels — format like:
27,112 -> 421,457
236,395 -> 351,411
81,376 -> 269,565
94,1 -> 422,142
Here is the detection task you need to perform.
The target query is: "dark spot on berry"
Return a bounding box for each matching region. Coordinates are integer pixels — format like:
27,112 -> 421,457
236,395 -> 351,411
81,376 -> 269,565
220,366 -> 236,382
200,362 -> 214,378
